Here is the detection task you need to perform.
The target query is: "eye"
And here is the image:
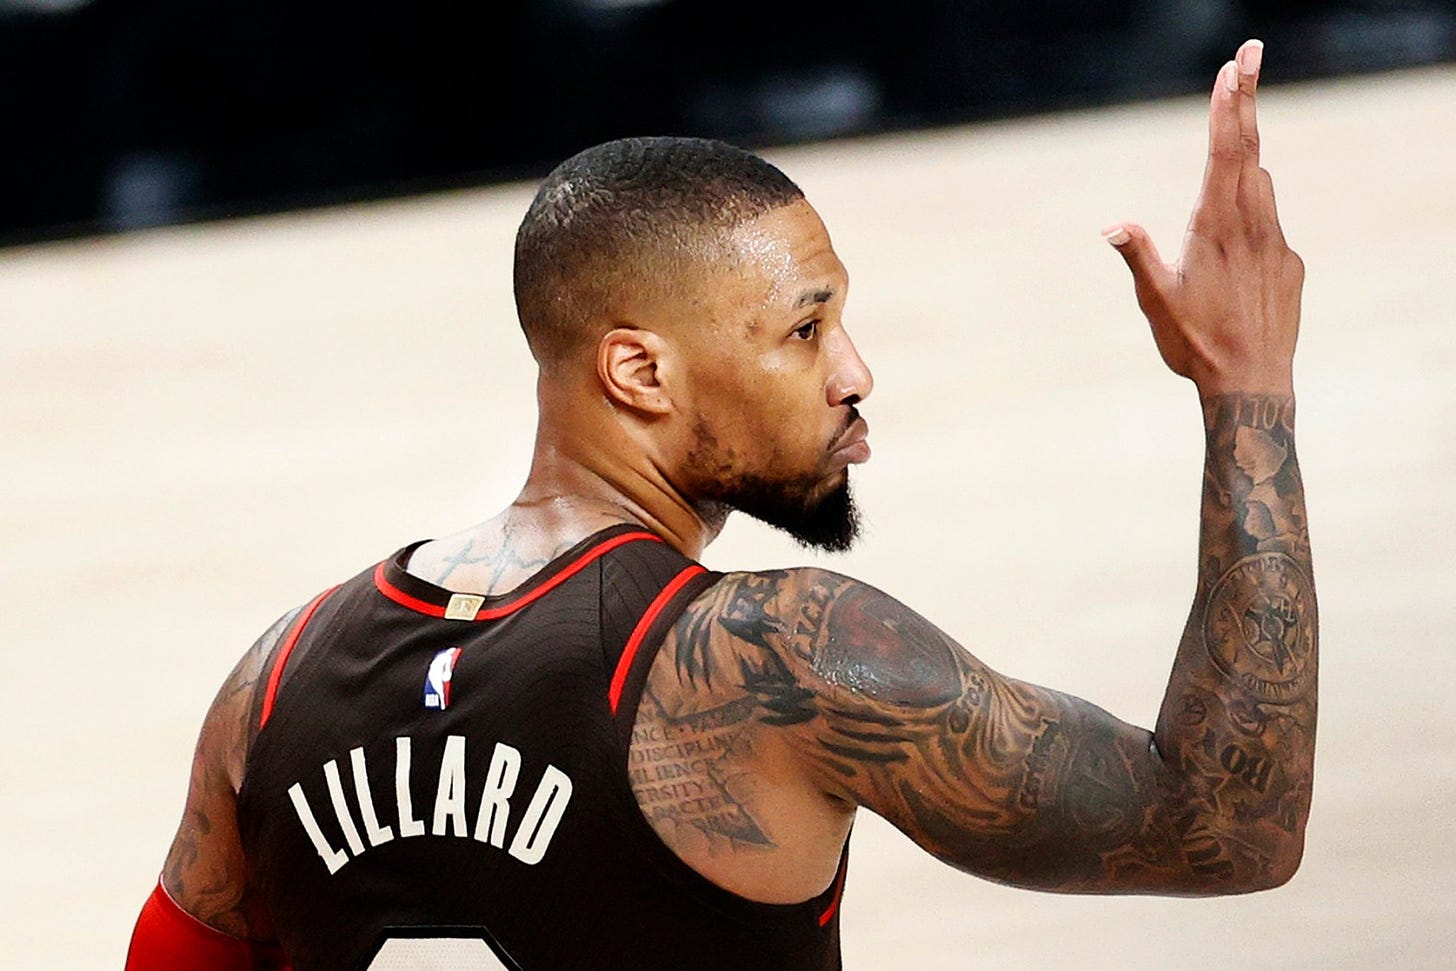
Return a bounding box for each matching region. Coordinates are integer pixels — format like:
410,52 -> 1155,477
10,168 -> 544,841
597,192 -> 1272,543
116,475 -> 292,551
792,319 -> 820,341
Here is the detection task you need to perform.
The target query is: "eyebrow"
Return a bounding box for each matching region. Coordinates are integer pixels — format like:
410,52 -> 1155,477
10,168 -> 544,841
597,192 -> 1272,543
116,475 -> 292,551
795,288 -> 835,308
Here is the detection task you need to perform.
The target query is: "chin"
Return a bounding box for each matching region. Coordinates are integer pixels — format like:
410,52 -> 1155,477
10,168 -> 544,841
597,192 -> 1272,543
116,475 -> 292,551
725,472 -> 862,554
686,419 -> 862,552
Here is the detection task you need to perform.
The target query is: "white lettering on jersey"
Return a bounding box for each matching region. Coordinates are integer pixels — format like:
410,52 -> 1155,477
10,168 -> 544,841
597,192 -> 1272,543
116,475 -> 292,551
324,759 -> 367,856
432,734 -> 469,837
350,746 -> 394,848
287,734 -> 574,874
288,782 -> 349,875
395,736 -> 426,838
473,743 -> 521,848
508,765 -> 573,866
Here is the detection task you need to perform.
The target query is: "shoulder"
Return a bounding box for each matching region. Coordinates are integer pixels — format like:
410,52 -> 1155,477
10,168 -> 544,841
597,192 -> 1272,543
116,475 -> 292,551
206,605 -> 305,791
672,567 -> 968,714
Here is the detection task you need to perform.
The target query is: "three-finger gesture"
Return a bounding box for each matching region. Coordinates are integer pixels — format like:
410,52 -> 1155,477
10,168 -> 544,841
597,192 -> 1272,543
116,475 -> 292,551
1105,40 -> 1304,396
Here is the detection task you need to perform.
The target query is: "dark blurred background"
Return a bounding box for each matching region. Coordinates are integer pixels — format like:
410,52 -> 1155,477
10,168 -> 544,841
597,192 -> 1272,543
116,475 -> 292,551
2,0 -> 1453,246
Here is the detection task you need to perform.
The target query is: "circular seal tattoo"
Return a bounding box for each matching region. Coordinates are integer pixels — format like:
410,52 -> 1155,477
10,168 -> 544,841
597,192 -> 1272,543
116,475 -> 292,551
1204,553 -> 1315,704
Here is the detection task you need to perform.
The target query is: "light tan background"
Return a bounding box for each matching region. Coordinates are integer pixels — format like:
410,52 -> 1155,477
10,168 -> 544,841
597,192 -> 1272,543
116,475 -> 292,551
3,66 -> 1453,969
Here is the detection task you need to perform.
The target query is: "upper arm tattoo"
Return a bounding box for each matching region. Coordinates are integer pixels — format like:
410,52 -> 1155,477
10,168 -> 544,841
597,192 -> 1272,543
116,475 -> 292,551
669,571 -> 1172,889
163,606 -> 301,941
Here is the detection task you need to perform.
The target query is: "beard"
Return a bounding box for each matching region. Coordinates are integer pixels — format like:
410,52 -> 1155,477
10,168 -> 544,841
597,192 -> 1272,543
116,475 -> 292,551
701,472 -> 861,552
686,420 -> 863,553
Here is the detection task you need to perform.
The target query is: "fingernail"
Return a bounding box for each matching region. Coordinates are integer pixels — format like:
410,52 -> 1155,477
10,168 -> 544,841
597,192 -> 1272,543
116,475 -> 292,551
1222,60 -> 1239,92
1239,39 -> 1264,76
1102,226 -> 1131,247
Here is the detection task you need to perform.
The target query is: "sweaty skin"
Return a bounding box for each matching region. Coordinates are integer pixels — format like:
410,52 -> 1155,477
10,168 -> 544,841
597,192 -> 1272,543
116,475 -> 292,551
622,41 -> 1315,903
633,391 -> 1312,900
151,38 -> 1314,956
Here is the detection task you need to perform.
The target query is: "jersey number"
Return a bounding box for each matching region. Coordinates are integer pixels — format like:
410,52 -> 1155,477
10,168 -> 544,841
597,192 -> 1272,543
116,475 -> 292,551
367,934 -> 519,970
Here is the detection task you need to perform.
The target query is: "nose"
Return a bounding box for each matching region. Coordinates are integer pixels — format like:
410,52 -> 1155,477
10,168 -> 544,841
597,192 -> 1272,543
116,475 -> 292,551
827,327 -> 874,407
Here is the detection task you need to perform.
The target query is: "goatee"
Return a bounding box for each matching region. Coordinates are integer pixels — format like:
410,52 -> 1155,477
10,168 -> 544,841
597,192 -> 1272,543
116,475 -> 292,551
703,473 -> 862,553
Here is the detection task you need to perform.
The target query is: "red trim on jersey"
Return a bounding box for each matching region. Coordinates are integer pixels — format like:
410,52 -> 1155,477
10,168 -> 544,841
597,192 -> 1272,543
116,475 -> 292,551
374,531 -> 664,620
258,585 -> 340,731
608,564 -> 708,714
372,561 -> 439,614
818,855 -> 849,927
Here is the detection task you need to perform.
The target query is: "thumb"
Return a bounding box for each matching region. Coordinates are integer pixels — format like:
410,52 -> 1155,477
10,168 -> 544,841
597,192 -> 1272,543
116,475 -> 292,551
1102,222 -> 1173,294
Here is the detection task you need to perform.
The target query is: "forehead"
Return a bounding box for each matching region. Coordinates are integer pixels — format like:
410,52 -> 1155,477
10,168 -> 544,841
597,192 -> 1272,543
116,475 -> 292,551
718,199 -> 848,307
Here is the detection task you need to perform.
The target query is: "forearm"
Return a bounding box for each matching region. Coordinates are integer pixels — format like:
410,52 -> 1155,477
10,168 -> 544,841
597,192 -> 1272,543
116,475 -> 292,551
1152,392 -> 1317,888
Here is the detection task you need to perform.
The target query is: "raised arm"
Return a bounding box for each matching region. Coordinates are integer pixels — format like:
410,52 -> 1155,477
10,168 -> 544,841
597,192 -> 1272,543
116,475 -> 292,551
695,394 -> 1313,893
646,41 -> 1313,896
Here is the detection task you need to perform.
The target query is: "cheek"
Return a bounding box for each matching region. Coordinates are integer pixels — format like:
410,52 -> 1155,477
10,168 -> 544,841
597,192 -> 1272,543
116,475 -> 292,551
748,352 -> 827,412
688,352 -> 830,463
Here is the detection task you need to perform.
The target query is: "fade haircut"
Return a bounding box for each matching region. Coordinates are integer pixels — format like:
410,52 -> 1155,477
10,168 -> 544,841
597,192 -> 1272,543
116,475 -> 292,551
513,137 -> 804,364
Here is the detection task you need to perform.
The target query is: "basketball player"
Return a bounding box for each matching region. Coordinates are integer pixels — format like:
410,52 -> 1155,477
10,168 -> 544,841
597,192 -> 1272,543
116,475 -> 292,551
127,38 -> 1315,970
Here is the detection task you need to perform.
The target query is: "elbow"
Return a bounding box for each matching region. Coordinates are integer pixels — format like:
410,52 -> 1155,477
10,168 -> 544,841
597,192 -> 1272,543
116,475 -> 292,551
1231,858 -> 1301,895
1256,837 -> 1306,892
1204,834 -> 1306,896
1252,804 -> 1311,891
1167,771 -> 1313,895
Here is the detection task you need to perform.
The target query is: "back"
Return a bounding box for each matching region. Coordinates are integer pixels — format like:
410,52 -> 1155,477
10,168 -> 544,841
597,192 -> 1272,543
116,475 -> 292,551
237,525 -> 848,970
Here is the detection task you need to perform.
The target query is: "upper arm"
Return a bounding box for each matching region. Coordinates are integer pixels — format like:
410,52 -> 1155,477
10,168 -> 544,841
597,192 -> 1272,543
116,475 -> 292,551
160,607 -> 300,940
690,568 -> 1211,895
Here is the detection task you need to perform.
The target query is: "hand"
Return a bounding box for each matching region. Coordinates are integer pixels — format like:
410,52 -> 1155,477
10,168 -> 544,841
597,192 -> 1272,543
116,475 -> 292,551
1104,40 -> 1304,397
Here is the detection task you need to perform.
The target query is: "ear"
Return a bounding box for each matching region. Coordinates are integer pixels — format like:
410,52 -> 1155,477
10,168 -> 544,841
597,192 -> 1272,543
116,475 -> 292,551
597,327 -> 674,415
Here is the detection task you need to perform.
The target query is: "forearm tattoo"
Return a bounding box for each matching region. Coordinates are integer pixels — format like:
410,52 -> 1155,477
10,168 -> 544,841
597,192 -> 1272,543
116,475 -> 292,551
647,393 -> 1315,893
1151,394 -> 1316,885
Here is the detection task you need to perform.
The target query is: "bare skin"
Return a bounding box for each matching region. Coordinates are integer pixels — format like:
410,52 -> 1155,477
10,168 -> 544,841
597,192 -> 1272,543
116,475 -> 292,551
155,38 -> 1313,954
158,609 -> 296,955
634,391 -> 1312,900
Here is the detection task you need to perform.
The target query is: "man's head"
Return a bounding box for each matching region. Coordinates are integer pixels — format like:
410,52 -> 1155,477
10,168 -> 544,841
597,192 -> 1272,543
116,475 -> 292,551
514,137 -> 805,364
514,137 -> 873,551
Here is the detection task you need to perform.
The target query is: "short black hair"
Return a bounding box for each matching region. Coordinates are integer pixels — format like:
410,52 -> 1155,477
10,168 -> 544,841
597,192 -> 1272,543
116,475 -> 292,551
513,136 -> 804,363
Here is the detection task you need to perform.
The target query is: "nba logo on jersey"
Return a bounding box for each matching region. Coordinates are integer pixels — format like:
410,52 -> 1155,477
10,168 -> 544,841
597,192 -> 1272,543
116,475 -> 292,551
424,647 -> 463,710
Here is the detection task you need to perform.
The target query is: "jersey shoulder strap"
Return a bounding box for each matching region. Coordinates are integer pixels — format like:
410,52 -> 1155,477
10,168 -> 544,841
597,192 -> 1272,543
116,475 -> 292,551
595,534 -> 721,746
254,585 -> 341,732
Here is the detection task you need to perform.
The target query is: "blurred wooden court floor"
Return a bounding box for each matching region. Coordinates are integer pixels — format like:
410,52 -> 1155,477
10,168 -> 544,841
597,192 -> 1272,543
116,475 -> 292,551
2,65 -> 1453,969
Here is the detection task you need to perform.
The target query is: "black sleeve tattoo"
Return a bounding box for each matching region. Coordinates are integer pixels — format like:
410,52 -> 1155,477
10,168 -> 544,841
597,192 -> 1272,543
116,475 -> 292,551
646,393 -> 1315,894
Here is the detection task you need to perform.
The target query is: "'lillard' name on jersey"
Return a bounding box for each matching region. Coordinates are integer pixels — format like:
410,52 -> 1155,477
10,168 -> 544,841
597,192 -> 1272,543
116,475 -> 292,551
238,526 -> 850,971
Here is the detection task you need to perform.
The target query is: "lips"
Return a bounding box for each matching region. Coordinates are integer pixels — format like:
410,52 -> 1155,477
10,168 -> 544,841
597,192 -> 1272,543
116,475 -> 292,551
831,416 -> 871,465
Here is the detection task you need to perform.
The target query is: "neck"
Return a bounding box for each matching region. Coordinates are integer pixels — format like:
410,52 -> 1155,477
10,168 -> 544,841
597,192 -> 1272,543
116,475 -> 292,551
512,392 -> 719,560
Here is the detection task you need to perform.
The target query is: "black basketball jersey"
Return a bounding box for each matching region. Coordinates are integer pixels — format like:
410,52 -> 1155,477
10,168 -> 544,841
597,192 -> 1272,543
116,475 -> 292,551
237,525 -> 849,970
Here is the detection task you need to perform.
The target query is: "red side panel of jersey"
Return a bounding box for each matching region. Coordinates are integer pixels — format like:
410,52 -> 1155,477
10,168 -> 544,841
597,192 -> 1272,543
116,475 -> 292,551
125,882 -> 289,970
